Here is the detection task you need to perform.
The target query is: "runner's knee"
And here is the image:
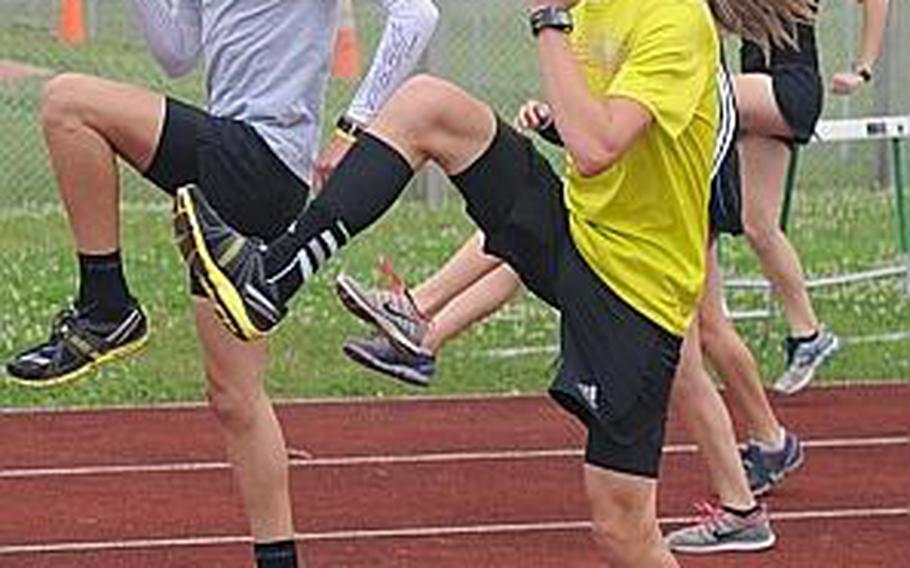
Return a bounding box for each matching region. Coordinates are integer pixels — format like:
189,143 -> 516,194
388,75 -> 486,139
589,504 -> 655,564
204,371 -> 261,434
743,216 -> 781,253
41,73 -> 95,129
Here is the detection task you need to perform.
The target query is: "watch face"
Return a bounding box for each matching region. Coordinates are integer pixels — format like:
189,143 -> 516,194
532,7 -> 573,35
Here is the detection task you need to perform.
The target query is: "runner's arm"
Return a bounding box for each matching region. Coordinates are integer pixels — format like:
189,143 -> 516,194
344,0 -> 440,126
832,0 -> 888,94
131,0 -> 202,77
855,0 -> 889,72
536,29 -> 652,177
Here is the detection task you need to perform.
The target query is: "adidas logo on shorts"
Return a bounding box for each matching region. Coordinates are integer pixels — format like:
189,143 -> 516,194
577,382 -> 599,411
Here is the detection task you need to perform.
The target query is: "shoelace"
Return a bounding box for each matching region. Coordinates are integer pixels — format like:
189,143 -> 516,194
48,306 -> 80,342
378,257 -> 406,294
696,501 -> 766,533
693,502 -> 727,534
376,257 -> 430,322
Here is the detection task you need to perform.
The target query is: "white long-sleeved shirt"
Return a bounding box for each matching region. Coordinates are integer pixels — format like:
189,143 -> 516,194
131,0 -> 438,183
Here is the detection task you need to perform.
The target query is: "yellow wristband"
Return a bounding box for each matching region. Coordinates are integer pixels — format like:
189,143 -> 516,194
335,128 -> 358,144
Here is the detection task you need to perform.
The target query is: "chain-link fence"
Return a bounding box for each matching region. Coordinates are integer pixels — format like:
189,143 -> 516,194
0,0 -> 907,210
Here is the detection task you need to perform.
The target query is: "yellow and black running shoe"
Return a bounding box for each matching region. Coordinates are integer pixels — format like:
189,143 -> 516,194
6,303 -> 148,387
174,184 -> 286,341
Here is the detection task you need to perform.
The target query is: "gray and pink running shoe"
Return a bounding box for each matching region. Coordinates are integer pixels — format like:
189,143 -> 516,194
665,502 -> 775,554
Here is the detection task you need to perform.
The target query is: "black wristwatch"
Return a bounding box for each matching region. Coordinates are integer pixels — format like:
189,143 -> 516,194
855,65 -> 873,83
336,115 -> 364,140
530,6 -> 573,37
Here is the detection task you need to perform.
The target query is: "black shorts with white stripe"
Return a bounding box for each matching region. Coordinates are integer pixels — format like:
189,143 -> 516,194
709,62 -> 744,236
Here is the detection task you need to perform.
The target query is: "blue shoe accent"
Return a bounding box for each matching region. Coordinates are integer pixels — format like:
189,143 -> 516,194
343,335 -> 435,387
742,430 -> 805,496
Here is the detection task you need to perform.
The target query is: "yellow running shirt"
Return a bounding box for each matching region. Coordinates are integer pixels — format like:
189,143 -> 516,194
565,0 -> 718,337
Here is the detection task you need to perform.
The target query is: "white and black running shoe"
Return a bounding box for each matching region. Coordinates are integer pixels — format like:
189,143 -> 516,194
6,303 -> 148,387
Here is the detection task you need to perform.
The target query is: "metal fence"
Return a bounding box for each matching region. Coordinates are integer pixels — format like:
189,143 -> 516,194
0,0 -> 907,210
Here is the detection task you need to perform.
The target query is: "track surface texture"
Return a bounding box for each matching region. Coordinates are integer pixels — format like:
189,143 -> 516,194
0,384 -> 906,567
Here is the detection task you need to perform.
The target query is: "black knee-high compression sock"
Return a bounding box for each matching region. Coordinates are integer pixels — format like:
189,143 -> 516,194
76,251 -> 132,322
254,540 -> 298,568
265,132 -> 414,303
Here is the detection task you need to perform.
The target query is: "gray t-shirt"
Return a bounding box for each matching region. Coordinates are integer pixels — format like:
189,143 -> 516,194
133,0 -> 438,183
202,0 -> 338,184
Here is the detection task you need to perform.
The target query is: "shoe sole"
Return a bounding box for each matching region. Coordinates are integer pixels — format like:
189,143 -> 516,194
335,275 -> 374,324
750,480 -> 773,498
174,193 -> 246,340
6,330 -> 149,389
671,532 -> 776,555
342,341 -> 430,388
772,335 -> 840,395
175,187 -> 266,342
336,276 -> 425,357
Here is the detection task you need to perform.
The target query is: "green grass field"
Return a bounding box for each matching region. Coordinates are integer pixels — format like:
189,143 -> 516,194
0,2 -> 908,408
1,178 -> 908,409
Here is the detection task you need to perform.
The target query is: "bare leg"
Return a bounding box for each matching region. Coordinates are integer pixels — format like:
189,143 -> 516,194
672,322 -> 757,510
585,467 -> 678,567
42,72 -> 296,549
41,73 -> 166,254
734,74 -> 818,337
411,231 -> 504,316
422,264 -> 522,353
368,76 -> 497,175
194,300 -> 295,542
700,242 -> 784,445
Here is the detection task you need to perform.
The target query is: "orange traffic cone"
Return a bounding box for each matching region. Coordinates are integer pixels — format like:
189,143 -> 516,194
332,0 -> 362,79
58,0 -> 87,45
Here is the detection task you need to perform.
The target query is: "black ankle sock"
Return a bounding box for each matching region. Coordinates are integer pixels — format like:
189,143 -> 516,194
77,251 -> 132,322
265,132 -> 413,303
254,540 -> 298,568
792,330 -> 819,344
722,504 -> 761,518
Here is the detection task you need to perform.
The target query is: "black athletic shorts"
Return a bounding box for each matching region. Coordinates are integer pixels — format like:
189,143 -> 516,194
740,42 -> 823,145
450,119 -> 683,478
144,98 -> 309,295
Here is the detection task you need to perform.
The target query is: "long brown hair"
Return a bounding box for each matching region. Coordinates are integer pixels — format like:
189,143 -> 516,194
707,0 -> 818,48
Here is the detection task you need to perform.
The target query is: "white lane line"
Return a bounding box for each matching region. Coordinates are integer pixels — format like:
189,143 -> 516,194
0,507 -> 905,556
483,334 -> 910,358
0,436 -> 905,480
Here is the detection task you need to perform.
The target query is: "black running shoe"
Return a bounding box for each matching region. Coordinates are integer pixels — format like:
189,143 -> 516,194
6,303 -> 148,387
173,184 -> 285,341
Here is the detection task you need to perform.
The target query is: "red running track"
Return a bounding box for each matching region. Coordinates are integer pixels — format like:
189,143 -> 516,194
0,384 -> 907,566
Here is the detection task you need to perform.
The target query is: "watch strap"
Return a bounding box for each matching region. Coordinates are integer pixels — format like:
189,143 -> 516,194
336,115 -> 364,140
